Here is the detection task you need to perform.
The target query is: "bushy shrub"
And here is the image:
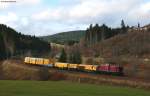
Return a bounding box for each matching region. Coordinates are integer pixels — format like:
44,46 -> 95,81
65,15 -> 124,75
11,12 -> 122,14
49,72 -> 67,81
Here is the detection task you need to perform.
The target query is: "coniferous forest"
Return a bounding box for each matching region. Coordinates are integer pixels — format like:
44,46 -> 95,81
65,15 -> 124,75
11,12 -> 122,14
0,24 -> 51,60
85,20 -> 128,45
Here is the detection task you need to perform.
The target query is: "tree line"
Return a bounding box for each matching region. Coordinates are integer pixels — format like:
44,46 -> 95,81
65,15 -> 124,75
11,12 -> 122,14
85,20 -> 128,45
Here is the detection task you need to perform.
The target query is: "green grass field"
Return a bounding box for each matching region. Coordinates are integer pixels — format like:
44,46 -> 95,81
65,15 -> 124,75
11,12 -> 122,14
0,80 -> 150,96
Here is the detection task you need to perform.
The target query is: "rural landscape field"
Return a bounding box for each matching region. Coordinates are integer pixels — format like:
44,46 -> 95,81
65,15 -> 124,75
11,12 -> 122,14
0,80 -> 150,96
1,0 -> 150,96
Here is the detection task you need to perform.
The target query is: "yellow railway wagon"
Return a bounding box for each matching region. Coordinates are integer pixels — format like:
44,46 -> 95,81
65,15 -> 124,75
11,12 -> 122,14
68,64 -> 78,69
78,64 -> 98,71
54,62 -> 68,69
35,58 -> 44,65
24,57 -> 30,64
92,65 -> 98,71
24,57 -> 54,67
84,65 -> 98,71
29,58 -> 36,64
43,59 -> 50,65
77,64 -> 86,70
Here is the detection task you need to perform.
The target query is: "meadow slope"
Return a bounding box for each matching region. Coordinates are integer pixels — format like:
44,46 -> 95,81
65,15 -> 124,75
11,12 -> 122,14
0,80 -> 150,96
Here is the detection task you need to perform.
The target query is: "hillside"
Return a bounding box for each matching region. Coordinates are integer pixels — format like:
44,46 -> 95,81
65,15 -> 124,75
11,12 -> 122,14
77,24 -> 150,58
94,29 -> 150,58
0,24 -> 50,60
41,30 -> 85,45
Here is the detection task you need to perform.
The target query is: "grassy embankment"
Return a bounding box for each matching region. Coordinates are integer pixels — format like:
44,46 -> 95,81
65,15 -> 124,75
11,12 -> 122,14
0,80 -> 150,96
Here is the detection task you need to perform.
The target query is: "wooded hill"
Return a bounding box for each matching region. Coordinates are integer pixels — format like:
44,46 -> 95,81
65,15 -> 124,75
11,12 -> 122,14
84,20 -> 128,45
80,23 -> 150,58
41,30 -> 85,45
96,29 -> 150,58
0,24 -> 51,60
41,20 -> 128,46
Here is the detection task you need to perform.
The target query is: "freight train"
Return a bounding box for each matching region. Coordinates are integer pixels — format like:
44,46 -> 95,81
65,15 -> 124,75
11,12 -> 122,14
24,57 -> 123,75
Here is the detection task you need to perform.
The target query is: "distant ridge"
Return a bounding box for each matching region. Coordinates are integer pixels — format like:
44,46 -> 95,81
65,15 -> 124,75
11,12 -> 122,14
41,30 -> 85,44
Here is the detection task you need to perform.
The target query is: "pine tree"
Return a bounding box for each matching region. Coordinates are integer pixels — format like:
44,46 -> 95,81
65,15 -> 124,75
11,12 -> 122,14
59,48 -> 67,63
121,20 -> 127,34
69,51 -> 82,64
73,51 -> 82,64
74,51 -> 82,64
0,32 -> 6,60
138,22 -> 140,28
121,19 -> 126,29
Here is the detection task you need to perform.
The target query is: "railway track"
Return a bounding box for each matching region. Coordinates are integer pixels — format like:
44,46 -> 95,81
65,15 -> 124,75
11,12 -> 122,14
25,63 -> 150,83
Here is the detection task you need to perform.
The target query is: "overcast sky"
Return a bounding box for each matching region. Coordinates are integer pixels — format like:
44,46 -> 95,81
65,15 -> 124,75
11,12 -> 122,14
0,0 -> 150,36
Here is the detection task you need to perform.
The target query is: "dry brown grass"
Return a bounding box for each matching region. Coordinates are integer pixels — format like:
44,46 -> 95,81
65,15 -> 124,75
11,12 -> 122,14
65,72 -> 150,90
49,72 -> 67,81
0,61 -> 3,79
1,60 -> 67,81
1,60 -> 49,80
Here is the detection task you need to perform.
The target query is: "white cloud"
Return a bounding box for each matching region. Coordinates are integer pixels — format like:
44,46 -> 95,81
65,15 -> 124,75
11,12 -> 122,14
140,2 -> 150,18
127,1 -> 150,24
21,17 -> 29,26
32,0 -> 141,24
32,8 -> 65,21
0,12 -> 18,24
69,0 -> 141,21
